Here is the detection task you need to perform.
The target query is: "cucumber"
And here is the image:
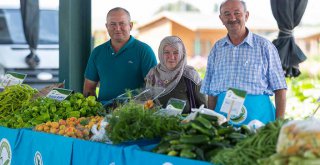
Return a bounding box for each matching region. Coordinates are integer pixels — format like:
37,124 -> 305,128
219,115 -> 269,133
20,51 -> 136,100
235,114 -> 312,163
217,127 -> 235,135
198,113 -> 218,122
240,125 -> 252,135
180,149 -> 196,159
171,144 -> 195,150
167,150 -> 178,156
190,122 -> 214,137
163,133 -> 180,142
186,128 -> 198,135
179,135 -> 210,144
155,147 -> 169,154
227,132 -> 247,139
195,147 -> 205,160
169,140 -> 180,145
196,115 -> 212,129
153,142 -> 170,154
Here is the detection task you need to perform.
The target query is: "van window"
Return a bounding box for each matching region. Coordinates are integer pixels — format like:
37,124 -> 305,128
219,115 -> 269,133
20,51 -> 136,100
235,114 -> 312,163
0,9 -> 58,44
0,10 -> 13,44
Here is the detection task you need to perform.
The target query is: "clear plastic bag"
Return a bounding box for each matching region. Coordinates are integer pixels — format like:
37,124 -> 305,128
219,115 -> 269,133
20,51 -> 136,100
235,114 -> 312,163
277,117 -> 320,157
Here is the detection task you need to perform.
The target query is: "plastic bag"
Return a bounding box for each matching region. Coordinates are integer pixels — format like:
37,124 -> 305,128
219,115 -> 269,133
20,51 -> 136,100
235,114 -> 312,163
247,119 -> 265,133
90,118 -> 112,144
183,105 -> 227,124
277,117 -> 320,157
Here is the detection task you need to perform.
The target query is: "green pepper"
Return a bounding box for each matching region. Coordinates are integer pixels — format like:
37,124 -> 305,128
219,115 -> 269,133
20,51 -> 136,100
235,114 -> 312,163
50,105 -> 57,113
87,96 -> 96,107
61,100 -> 71,108
67,111 -> 80,118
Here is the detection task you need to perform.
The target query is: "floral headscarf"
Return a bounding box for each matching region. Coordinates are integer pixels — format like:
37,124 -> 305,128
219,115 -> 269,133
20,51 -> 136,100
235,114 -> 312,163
145,36 -> 201,96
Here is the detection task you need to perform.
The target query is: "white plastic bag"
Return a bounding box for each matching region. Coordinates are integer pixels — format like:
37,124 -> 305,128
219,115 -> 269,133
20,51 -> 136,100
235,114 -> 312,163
90,118 -> 112,144
247,119 -> 265,133
186,105 -> 227,125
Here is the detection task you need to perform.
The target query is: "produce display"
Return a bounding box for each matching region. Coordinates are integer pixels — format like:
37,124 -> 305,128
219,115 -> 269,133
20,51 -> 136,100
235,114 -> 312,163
260,118 -> 320,165
3,84 -> 313,165
107,100 -> 182,144
153,113 -> 250,161
34,116 -> 104,140
212,119 -> 287,165
0,84 -> 104,128
0,84 -> 37,119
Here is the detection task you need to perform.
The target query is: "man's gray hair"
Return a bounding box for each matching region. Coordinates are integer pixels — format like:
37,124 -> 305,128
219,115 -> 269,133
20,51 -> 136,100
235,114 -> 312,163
107,7 -> 131,22
220,0 -> 247,13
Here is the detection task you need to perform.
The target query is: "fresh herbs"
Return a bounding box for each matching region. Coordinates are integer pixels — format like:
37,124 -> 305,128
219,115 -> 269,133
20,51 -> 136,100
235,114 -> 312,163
107,101 -> 182,144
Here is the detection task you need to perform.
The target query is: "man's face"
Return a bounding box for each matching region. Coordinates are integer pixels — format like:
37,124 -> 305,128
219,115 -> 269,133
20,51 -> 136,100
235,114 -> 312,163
219,0 -> 248,34
106,10 -> 132,42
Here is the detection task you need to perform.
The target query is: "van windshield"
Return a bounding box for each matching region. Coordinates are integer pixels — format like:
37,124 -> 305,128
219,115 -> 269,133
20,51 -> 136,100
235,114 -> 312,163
0,9 -> 58,44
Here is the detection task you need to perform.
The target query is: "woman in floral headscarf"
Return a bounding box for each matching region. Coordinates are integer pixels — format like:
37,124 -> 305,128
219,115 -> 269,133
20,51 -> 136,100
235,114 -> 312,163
145,36 -> 206,113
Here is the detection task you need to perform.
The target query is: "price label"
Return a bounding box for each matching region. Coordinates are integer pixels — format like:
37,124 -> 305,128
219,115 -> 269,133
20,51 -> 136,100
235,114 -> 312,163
220,88 -> 247,117
0,71 -> 27,89
46,88 -> 73,101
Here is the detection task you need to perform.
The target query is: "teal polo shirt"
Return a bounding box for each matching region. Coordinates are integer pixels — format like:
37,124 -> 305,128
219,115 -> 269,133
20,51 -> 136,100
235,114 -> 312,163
85,36 -> 157,102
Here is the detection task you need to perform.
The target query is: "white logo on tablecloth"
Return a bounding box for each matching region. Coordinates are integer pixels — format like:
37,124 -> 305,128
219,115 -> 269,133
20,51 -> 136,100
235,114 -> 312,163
34,151 -> 43,165
0,138 -> 11,165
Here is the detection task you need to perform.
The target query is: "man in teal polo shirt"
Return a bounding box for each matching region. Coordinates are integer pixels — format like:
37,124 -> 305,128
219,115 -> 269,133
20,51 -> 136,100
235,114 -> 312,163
83,7 -> 157,104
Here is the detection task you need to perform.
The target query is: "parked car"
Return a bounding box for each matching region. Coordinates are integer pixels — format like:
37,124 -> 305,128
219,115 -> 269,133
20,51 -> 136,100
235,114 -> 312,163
0,1 -> 59,89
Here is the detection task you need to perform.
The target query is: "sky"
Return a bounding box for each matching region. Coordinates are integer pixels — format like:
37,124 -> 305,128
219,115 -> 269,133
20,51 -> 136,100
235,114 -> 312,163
91,0 -> 320,30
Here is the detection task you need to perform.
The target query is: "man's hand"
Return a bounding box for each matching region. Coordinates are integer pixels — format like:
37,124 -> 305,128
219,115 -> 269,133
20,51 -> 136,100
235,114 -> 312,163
83,79 -> 98,97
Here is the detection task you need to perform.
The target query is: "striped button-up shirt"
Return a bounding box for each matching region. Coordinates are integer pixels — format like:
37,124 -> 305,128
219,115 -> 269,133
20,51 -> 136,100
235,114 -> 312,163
201,31 -> 287,96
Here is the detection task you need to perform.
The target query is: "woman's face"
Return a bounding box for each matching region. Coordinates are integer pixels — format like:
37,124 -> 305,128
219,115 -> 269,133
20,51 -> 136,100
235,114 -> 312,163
163,45 -> 179,70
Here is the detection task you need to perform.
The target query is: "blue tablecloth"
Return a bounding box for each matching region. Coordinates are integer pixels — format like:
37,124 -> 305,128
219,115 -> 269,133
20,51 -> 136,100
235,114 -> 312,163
124,148 -> 212,165
72,138 -> 137,165
0,127 -> 213,165
0,126 -> 20,165
12,129 -> 73,165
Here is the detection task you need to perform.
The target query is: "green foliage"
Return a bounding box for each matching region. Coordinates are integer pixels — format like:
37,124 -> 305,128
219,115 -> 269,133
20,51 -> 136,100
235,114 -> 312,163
0,91 -> 103,128
107,100 -> 182,144
287,78 -> 317,102
196,67 -> 206,79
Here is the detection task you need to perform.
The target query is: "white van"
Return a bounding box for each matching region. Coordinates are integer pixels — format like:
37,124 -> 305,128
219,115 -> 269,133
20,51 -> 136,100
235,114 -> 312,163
0,1 -> 59,89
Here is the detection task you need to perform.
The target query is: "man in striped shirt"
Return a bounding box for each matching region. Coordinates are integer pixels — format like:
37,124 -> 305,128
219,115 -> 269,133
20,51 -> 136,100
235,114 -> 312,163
201,0 -> 287,126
